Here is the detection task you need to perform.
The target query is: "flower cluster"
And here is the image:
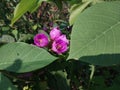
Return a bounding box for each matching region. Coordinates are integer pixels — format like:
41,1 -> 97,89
34,27 -> 69,54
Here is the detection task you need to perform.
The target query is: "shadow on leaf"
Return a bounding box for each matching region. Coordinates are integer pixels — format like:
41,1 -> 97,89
79,54 -> 120,66
0,59 -> 22,90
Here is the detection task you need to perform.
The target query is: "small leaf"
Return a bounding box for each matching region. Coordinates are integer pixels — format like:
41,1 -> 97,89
54,0 -> 62,10
1,26 -> 10,31
0,42 -> 57,73
69,1 -> 91,25
0,35 -> 15,43
18,34 -> 33,42
47,71 -> 70,90
32,25 -> 38,31
12,30 -> 18,40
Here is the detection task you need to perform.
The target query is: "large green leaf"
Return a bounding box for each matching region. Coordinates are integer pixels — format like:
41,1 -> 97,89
0,42 -> 57,73
69,0 -> 104,25
68,1 -> 120,66
0,73 -> 17,90
11,0 -> 45,26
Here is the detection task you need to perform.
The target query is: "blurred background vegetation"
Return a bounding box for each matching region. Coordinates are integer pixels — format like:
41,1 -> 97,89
0,0 -> 70,45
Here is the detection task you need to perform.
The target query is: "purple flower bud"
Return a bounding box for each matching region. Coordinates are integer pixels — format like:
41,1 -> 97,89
43,26 -> 48,31
50,27 -> 61,40
49,22 -> 53,27
34,33 -> 49,48
52,35 -> 69,54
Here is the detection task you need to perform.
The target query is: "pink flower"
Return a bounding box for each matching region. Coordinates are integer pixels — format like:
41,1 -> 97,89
50,27 -> 61,40
57,35 -> 69,44
52,35 -> 69,54
34,33 -> 49,47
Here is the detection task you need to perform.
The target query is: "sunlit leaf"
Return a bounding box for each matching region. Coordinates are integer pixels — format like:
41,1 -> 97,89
68,1 -> 120,66
11,0 -> 45,26
0,42 -> 57,73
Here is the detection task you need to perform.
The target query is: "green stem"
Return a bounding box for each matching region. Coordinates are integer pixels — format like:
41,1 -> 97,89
88,65 -> 95,89
54,19 -> 67,23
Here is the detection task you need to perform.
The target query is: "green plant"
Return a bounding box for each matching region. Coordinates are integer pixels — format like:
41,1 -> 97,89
0,0 -> 120,90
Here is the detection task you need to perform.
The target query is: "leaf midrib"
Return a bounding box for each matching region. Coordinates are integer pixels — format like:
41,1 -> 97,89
71,21 -> 120,58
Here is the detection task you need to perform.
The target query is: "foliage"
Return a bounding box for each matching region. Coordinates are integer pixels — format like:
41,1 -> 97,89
0,42 -> 57,72
0,0 -> 120,90
11,0 -> 46,26
68,1 -> 120,66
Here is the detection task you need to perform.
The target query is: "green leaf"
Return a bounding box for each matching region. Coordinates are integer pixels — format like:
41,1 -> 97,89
90,75 -> 120,90
0,73 -> 18,90
69,1 -> 91,25
54,0 -> 62,10
12,30 -> 18,40
68,1 -> 120,66
11,0 -> 44,26
0,35 -> 15,43
47,71 -> 70,90
0,42 -> 57,73
69,0 -> 104,25
1,26 -> 10,31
